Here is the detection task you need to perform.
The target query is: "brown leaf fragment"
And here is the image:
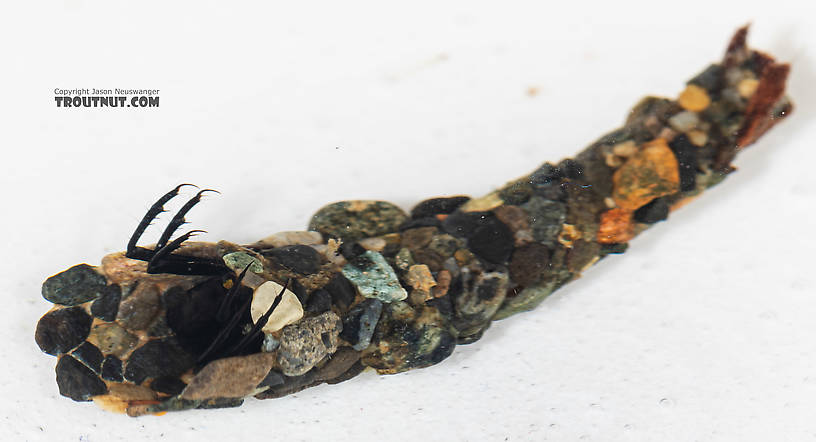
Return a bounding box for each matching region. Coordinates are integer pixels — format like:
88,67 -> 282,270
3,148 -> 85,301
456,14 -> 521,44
612,138 -> 680,211
724,25 -> 750,68
736,62 -> 791,148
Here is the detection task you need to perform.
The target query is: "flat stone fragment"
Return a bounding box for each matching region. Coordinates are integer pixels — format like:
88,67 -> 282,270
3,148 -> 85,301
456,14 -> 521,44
305,288 -> 332,314
276,311 -> 343,376
358,237 -> 387,252
597,208 -> 636,244
362,302 -> 456,374
401,226 -> 437,251
71,342 -> 104,373
315,347 -> 362,383
452,271 -> 509,341
523,197 -> 567,247
124,338 -> 195,384
612,138 -> 680,211
323,274 -> 356,310
35,307 -> 93,356
309,200 -> 408,242
509,243 -> 551,286
252,231 -> 323,249
342,251 -> 408,303
493,281 -> 561,320
410,196 -> 471,219
466,216 -> 514,264
116,283 -> 161,331
56,354 -> 108,401
265,245 -> 323,274
100,355 -> 123,382
404,264 -> 437,292
459,192 -> 504,212
182,352 -> 278,400
42,264 -> 108,306
90,284 -> 122,322
87,322 -> 139,358
222,251 -> 264,273
250,281 -> 304,333
678,84 -> 711,112
340,298 -> 383,351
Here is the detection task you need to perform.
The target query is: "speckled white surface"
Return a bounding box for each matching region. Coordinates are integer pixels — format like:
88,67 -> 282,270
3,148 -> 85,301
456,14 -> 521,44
1,1 -> 815,441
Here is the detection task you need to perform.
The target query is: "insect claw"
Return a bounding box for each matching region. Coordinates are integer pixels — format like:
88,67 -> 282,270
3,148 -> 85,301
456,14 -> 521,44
126,185 -> 193,258
147,230 -> 206,273
155,189 -> 218,250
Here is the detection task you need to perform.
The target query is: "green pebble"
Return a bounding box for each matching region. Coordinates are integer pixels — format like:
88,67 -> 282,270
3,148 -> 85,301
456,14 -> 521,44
42,264 -> 107,306
342,251 -> 407,303
308,200 -> 407,242
222,252 -> 264,273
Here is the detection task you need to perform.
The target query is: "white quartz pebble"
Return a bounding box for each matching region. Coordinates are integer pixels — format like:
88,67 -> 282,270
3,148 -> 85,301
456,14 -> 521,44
250,281 -> 304,333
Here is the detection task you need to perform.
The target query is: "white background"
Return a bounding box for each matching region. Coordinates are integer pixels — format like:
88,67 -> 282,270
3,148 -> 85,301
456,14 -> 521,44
1,1 -> 814,441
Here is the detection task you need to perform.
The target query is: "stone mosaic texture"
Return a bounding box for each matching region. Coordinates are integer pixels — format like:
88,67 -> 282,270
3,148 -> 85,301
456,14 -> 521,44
35,27 -> 792,416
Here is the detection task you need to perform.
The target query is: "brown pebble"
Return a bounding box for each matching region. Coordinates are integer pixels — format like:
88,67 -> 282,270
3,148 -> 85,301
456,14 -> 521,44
678,84 -> 711,112
509,243 -> 551,286
404,265 -> 437,292
737,78 -> 760,98
432,270 -> 452,298
117,283 -> 161,331
493,205 -> 530,233
597,208 -> 635,244
181,353 -> 278,400
87,323 -> 139,358
401,227 -> 437,251
612,138 -> 680,211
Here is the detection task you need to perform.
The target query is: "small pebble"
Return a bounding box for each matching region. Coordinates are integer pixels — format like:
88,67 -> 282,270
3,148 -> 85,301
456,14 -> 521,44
404,264 -> 437,292
612,140 -> 638,157
90,284 -> 122,322
222,252 -> 264,274
87,323 -> 139,358
668,110 -> 700,132
687,130 -> 708,147
265,245 -> 322,274
678,84 -> 710,112
342,251 -> 408,303
276,311 -> 343,376
250,281 -> 304,333
56,354 -> 108,401
340,298 -> 383,351
116,283 -> 161,331
123,338 -> 195,384
309,200 -> 407,242
42,264 -> 108,306
182,353 -> 278,400
35,307 -> 93,356
252,231 -> 323,249
737,77 -> 760,98
358,237 -> 387,252
410,196 -> 470,219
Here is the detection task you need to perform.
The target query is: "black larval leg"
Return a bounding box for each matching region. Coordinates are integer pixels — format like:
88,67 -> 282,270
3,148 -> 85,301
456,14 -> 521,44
126,184 -> 196,260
